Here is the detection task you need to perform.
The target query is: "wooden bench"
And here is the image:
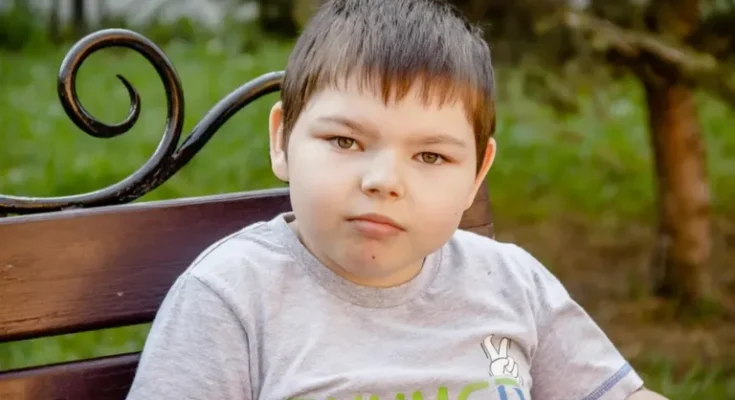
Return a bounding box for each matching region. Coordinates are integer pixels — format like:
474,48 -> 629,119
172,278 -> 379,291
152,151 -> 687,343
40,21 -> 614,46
0,29 -> 494,400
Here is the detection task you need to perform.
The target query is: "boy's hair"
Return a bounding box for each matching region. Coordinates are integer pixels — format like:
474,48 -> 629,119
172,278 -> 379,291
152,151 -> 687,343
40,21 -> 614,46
281,0 -> 496,173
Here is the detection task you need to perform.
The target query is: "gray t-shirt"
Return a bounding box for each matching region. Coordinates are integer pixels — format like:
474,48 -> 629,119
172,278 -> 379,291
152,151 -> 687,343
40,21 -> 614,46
126,212 -> 644,400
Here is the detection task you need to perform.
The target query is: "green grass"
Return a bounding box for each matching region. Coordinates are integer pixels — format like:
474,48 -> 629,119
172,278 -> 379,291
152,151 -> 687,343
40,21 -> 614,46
0,39 -> 290,201
1,38 -> 734,399
635,357 -> 735,399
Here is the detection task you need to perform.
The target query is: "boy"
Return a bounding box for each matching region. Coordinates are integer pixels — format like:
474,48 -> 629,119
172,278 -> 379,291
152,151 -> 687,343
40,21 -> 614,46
126,1 -> 668,399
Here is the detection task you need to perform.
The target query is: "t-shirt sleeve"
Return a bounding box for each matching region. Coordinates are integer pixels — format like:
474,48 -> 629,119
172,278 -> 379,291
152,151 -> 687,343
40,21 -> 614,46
126,272 -> 252,400
510,244 -> 644,400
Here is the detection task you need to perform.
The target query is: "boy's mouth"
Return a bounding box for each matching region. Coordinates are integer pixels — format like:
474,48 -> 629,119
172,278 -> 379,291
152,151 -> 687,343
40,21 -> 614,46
346,213 -> 406,238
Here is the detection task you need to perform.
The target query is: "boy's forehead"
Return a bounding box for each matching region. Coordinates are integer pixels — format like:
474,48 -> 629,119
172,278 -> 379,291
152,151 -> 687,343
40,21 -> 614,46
303,89 -> 467,128
303,76 -> 469,116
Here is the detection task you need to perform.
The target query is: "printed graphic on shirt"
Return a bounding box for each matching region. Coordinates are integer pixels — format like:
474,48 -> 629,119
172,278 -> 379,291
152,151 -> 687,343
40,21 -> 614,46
288,334 -> 532,400
290,381 -> 520,400
481,334 -> 524,387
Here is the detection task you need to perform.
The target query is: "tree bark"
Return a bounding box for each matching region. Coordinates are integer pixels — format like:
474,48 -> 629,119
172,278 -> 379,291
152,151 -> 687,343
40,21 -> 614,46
643,77 -> 712,304
639,0 -> 713,305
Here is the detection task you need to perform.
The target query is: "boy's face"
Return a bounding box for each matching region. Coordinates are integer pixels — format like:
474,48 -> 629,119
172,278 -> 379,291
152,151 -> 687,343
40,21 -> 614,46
269,79 -> 495,287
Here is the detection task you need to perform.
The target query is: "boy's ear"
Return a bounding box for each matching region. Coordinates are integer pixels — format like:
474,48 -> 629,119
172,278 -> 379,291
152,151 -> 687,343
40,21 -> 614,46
269,101 -> 289,182
466,137 -> 497,210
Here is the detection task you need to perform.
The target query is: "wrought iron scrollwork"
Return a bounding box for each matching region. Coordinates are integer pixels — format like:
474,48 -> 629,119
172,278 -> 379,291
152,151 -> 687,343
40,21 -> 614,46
0,28 -> 284,216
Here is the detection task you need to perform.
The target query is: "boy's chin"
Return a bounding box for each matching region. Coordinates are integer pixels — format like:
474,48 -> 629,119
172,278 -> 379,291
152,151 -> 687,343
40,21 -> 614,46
337,253 -> 425,285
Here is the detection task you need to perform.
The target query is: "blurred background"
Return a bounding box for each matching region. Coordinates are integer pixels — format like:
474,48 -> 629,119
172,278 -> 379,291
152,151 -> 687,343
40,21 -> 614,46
0,0 -> 733,398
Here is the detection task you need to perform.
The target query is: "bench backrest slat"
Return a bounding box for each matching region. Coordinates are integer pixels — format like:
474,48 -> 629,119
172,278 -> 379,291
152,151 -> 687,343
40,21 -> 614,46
0,353 -> 140,400
0,189 -> 292,342
0,181 -> 491,400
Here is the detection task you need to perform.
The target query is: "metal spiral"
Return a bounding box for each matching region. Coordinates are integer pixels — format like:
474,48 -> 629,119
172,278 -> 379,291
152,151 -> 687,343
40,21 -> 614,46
0,29 -> 284,215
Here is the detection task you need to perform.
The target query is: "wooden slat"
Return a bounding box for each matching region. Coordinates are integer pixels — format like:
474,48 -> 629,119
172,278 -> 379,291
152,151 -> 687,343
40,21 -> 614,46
0,353 -> 139,400
0,181 -> 492,342
0,188 -> 292,342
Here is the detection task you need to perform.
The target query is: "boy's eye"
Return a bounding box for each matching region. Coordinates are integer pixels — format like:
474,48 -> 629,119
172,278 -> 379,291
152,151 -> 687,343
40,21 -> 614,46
418,152 -> 444,164
331,137 -> 356,149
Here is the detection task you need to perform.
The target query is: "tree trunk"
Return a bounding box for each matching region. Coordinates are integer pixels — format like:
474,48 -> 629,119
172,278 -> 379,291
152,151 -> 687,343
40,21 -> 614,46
48,0 -> 61,43
643,78 -> 712,304
72,0 -> 87,38
636,0 -> 713,306
258,0 -> 298,38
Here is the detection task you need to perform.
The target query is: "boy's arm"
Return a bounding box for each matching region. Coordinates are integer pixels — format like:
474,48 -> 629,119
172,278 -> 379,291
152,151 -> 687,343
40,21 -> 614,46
126,272 -> 252,400
507,244 -> 646,400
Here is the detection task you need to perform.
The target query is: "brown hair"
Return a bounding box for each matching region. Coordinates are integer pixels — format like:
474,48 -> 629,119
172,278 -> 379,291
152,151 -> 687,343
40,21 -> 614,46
281,0 -> 496,172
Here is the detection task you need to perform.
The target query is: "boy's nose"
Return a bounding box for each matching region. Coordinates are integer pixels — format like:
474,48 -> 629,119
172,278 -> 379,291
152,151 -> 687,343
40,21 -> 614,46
360,153 -> 405,200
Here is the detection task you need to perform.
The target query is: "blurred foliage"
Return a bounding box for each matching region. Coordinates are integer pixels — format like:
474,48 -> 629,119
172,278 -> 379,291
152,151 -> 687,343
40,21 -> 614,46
446,0 -> 735,113
0,1 -> 47,51
0,1 -> 259,53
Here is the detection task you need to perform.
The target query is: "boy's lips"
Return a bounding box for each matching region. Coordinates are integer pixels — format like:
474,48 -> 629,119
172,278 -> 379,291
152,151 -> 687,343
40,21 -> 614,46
346,213 -> 405,239
347,213 -> 405,230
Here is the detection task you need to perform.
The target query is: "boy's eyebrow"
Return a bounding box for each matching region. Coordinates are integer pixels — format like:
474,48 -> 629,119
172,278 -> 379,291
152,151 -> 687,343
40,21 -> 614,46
316,116 -> 378,137
316,116 -> 468,148
411,134 -> 468,148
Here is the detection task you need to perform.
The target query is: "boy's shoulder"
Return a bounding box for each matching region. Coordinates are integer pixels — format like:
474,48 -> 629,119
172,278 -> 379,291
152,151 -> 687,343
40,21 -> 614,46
182,215 -> 299,294
447,228 -> 549,283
